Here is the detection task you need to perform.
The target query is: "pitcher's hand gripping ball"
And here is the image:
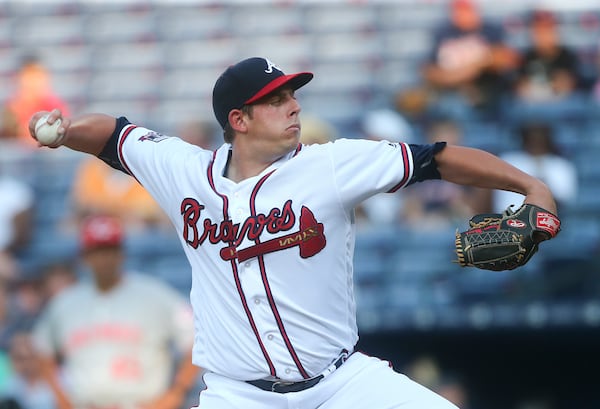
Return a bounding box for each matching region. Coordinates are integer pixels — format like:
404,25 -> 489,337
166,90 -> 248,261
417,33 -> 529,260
455,204 -> 561,271
34,114 -> 65,146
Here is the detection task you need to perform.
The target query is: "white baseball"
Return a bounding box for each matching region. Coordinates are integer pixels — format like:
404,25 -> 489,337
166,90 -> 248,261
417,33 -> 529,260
35,114 -> 64,145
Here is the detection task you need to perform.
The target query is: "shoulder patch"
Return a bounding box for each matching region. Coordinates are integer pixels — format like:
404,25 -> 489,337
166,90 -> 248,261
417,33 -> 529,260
138,131 -> 169,143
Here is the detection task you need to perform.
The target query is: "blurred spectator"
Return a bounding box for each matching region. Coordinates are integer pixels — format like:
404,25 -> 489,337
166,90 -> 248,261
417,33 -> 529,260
10,275 -> 44,330
0,174 -> 34,256
32,215 -> 200,409
591,41 -> 600,104
355,108 -> 414,226
0,272 -> 13,388
0,398 -> 22,409
404,354 -> 441,388
68,157 -> 169,232
421,0 -> 519,121
492,123 -> 577,214
177,118 -> 218,150
299,114 -> 337,145
401,119 -> 477,229
0,331 -> 56,409
393,86 -> 432,128
404,355 -> 472,409
0,253 -> 36,394
361,108 -> 415,144
0,251 -> 19,283
513,10 -> 581,103
38,261 -> 77,303
0,253 -> 37,351
0,55 -> 70,147
433,374 -> 472,409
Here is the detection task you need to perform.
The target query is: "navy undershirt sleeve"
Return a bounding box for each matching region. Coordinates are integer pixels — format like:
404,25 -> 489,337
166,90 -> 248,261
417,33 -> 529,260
406,141 -> 447,186
97,116 -> 131,174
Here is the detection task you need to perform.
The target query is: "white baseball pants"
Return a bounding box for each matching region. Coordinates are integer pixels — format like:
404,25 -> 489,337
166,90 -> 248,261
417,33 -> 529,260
192,352 -> 459,409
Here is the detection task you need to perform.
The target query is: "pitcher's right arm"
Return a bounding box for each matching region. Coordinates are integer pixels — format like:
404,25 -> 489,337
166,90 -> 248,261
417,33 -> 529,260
29,108 -> 117,155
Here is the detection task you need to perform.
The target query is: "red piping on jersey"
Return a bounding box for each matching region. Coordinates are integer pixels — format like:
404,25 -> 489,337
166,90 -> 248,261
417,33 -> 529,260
207,151 -> 277,377
117,124 -> 139,181
293,143 -> 302,156
249,171 -> 311,379
387,143 -> 411,193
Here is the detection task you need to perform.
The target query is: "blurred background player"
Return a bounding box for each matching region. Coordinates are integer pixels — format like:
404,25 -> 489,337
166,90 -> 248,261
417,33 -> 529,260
32,215 -> 199,409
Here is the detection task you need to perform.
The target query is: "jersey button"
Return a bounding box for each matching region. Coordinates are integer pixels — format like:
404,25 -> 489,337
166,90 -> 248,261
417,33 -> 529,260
244,262 -> 251,268
254,298 -> 261,305
267,334 -> 274,340
285,368 -> 291,374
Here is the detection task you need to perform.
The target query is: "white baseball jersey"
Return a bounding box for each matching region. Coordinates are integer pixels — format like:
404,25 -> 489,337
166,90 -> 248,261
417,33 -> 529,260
110,121 -> 433,383
32,273 -> 194,408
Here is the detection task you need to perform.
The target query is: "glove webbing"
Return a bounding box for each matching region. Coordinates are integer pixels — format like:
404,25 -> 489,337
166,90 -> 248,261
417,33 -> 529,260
454,231 -> 525,266
466,231 -> 523,246
469,216 -> 502,229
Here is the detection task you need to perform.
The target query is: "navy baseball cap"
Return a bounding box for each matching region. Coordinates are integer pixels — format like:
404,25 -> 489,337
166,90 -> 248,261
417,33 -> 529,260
212,57 -> 313,129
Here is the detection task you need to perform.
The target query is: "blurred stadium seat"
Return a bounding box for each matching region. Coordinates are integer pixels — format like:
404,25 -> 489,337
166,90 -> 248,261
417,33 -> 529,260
12,14 -> 85,46
303,3 -> 377,34
231,5 -> 305,36
84,11 -> 157,44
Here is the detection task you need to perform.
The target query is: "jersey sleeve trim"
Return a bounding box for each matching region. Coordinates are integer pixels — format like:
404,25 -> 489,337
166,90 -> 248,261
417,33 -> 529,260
406,142 -> 447,186
387,143 -> 414,193
116,124 -> 139,179
97,116 -> 134,175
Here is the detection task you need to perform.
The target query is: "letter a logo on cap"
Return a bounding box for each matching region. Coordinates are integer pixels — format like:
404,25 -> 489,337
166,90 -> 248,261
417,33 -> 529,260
264,58 -> 281,74
212,56 -> 313,129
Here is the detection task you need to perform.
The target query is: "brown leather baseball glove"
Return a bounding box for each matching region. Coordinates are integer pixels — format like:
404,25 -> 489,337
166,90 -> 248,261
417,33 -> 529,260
455,204 -> 561,271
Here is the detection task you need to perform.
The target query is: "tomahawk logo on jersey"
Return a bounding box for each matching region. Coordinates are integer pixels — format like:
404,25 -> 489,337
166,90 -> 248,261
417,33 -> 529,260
180,198 -> 326,261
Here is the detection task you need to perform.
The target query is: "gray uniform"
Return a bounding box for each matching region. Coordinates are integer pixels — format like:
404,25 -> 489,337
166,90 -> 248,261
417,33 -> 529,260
33,273 -> 194,409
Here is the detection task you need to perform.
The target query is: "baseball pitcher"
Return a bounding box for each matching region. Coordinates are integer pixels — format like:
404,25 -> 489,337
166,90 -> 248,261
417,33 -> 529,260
29,57 -> 559,409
